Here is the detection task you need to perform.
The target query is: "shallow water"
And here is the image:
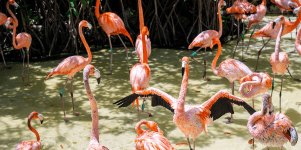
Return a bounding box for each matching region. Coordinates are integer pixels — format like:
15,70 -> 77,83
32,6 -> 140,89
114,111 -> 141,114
1,15 -> 301,150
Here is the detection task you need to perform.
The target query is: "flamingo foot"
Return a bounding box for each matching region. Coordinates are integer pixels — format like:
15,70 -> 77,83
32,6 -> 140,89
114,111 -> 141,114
244,52 -> 251,55
204,78 -> 210,81
226,120 -> 233,124
241,59 -> 246,62
106,72 -> 112,75
22,76 -> 24,82
74,112 -> 80,116
64,118 -> 69,122
225,116 -> 231,119
25,84 -> 31,86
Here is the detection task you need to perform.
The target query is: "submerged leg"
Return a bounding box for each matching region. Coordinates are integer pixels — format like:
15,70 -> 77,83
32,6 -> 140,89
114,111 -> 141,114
186,137 -> 192,150
279,75 -> 284,112
117,35 -> 130,73
233,19 -> 240,59
246,23 -> 259,54
22,48 -> 25,82
141,98 -> 153,117
106,36 -> 113,75
254,38 -> 271,72
71,76 -> 80,116
61,77 -> 70,122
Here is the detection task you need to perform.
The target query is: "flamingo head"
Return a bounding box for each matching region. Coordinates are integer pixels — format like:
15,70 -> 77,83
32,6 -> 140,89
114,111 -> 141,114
220,0 -> 226,6
146,121 -> 162,133
87,65 -> 101,84
31,111 -> 44,124
142,26 -> 149,36
80,20 -> 92,29
5,17 -> 13,28
272,15 -> 284,29
262,94 -> 272,114
288,1 -> 298,11
182,57 -> 189,76
8,0 -> 19,7
293,7 -> 301,16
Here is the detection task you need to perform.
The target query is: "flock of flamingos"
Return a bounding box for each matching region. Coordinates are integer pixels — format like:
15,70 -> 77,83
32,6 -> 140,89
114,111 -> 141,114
1,0 -> 301,149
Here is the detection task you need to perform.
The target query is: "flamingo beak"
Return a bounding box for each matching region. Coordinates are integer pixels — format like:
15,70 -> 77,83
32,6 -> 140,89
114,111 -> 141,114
87,22 -> 92,29
13,2 -> 19,8
182,67 -> 185,77
38,114 -> 44,124
182,61 -> 187,77
94,68 -> 101,84
5,20 -> 10,28
40,120 -> 44,124
272,17 -> 281,29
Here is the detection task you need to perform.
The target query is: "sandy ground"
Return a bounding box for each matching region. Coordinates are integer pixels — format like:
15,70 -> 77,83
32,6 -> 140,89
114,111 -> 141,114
1,15 -> 301,150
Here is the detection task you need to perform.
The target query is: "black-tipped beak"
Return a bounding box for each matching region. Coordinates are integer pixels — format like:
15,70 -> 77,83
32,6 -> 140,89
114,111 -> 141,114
290,5 -> 295,11
97,78 -> 101,84
272,21 -> 276,29
40,120 -> 43,124
182,67 -> 185,77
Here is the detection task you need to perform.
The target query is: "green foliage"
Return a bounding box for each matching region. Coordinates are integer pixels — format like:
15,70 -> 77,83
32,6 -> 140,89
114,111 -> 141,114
222,15 -> 230,23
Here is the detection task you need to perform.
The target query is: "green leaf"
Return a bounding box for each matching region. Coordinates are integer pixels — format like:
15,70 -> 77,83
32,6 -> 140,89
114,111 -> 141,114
70,1 -> 74,7
28,9 -> 32,17
184,0 -> 187,2
222,20 -> 225,22
73,9 -> 79,17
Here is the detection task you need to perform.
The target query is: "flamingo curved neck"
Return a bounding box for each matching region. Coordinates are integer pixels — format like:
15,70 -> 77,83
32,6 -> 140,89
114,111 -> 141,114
79,25 -> 92,64
28,115 -> 40,142
247,100 -> 268,129
83,69 -> 100,145
261,0 -> 266,6
177,64 -> 189,113
296,24 -> 301,56
211,39 -> 221,76
6,2 -> 18,27
95,0 -> 101,19
218,1 -> 223,37
135,120 -> 147,135
141,30 -> 148,64
275,22 -> 284,61
138,0 -> 144,32
239,81 -> 260,98
7,1 -> 22,50
289,10 -> 301,32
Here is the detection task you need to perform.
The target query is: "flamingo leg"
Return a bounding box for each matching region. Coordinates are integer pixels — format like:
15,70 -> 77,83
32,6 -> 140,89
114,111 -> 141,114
279,75 -> 283,112
0,46 -> 7,67
203,48 -> 209,81
246,22 -> 259,54
254,38 -> 271,72
252,98 -> 254,108
106,36 -> 113,75
288,11 -> 292,40
226,82 -> 234,124
267,146 -> 269,150
280,146 -> 282,150
287,68 -> 301,81
21,48 -> 25,82
241,20 -> 245,62
71,76 -> 80,116
27,49 -> 30,84
193,140 -> 195,150
137,107 -> 140,121
233,19 -> 240,59
141,98 -> 153,117
190,47 -> 203,68
271,73 -> 275,99
186,137 -> 192,150
117,35 -> 130,73
252,138 -> 254,150
60,76 -> 70,122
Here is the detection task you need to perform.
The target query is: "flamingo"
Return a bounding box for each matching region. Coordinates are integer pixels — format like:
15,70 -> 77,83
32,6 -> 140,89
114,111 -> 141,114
6,0 -> 32,84
188,0 -> 225,81
0,12 -> 14,68
83,65 -> 108,150
135,0 -> 151,62
248,94 -> 298,150
46,20 -> 93,122
15,111 -> 44,150
239,72 -> 272,108
95,0 -> 134,75
130,26 -> 152,120
211,37 -> 252,123
114,56 -> 256,150
135,120 -> 176,150
226,0 -> 257,60
245,0 -> 267,54
251,6 -> 301,71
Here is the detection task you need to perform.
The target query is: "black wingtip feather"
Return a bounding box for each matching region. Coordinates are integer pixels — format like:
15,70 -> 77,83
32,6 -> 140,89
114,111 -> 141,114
151,95 -> 174,113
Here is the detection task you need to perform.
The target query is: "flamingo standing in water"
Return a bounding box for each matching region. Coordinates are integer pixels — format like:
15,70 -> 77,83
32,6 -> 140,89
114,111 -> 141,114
211,37 -> 252,123
269,16 -> 300,112
135,0 -> 151,62
248,94 -> 298,150
245,0 -> 267,54
239,72 -> 272,108
83,65 -> 108,150
251,6 -> 301,71
6,0 -> 32,84
130,26 -> 152,120
114,56 -> 256,150
135,120 -> 176,150
0,12 -> 14,68
15,111 -> 44,150
95,0 -> 133,75
46,20 -> 93,122
188,0 -> 225,81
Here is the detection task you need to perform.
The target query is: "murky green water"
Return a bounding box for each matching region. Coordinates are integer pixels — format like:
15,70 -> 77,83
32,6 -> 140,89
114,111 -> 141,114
1,15 -> 301,150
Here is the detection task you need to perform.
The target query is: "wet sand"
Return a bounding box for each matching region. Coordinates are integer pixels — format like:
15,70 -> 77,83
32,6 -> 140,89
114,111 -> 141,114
0,15 -> 301,150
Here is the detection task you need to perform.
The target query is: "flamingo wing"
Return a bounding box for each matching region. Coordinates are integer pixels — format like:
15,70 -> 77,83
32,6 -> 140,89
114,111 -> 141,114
114,87 -> 176,113
200,90 -> 256,121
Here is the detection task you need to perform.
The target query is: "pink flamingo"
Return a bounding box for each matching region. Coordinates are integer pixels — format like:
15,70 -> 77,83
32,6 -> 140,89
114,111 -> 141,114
130,26 -> 152,120
245,0 -> 267,54
115,56 -> 256,150
46,20 -> 92,122
251,7 -> 301,71
239,72 -> 272,108
6,0 -> 32,84
95,0 -> 134,75
248,94 -> 298,150
211,37 -> 252,123
83,65 -> 108,150
0,12 -> 14,68
15,111 -> 44,150
135,0 -> 151,62
135,120 -> 176,150
269,15 -> 300,112
188,0 -> 225,81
